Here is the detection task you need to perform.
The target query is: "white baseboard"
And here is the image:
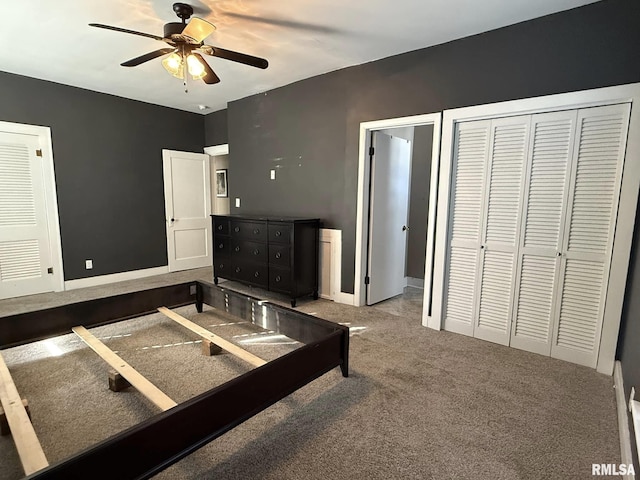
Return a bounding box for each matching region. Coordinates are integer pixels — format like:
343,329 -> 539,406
614,361 -> 635,480
407,277 -> 424,289
64,266 -> 169,291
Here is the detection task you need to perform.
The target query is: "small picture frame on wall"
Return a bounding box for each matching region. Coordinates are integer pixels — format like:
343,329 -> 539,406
216,169 -> 228,198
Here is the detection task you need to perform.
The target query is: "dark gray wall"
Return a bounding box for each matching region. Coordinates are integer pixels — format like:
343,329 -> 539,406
0,71 -> 204,280
406,125 -> 433,280
204,109 -> 228,146
227,74 -> 350,225
222,0 -> 640,295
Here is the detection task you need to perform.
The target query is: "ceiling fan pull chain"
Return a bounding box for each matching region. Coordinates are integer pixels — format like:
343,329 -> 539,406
182,45 -> 189,93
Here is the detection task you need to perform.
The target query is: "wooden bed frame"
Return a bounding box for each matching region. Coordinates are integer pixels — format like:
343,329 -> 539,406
0,280 -> 349,480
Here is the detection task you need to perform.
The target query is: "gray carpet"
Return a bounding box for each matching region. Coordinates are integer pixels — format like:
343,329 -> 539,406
0,268 -> 621,479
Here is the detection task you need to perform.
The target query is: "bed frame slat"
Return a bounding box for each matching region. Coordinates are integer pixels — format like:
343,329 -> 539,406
0,353 -> 48,475
157,307 -> 267,368
72,326 -> 177,411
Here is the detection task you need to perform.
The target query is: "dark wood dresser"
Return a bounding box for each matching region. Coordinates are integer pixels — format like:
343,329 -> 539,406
211,215 -> 320,307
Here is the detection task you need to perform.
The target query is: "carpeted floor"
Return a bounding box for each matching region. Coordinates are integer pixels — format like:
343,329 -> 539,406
0,268 -> 621,479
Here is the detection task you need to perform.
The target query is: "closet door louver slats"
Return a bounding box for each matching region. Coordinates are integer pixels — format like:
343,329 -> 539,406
0,143 -> 36,227
513,255 -> 556,344
551,104 -> 630,367
474,118 -> 528,345
510,111 -> 576,355
444,121 -> 490,335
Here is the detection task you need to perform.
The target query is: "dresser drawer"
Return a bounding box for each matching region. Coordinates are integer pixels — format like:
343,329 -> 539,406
269,267 -> 291,293
214,259 -> 231,278
214,237 -> 230,257
213,216 -> 230,235
268,244 -> 290,267
231,240 -> 267,264
234,262 -> 268,288
268,223 -> 291,244
230,220 -> 267,241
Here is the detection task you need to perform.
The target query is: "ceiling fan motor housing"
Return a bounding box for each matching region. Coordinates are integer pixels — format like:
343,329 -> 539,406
164,22 -> 187,39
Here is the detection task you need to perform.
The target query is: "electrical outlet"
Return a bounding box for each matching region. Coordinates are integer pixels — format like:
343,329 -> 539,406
270,169 -> 276,180
85,259 -> 93,270
235,198 -> 240,208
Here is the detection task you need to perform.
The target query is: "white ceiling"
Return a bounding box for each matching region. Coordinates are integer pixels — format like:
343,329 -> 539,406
1,0 -> 598,114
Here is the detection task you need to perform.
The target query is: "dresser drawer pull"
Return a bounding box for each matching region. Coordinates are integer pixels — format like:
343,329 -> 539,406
217,225 -> 223,231
275,230 -> 281,237
234,226 -> 240,233
253,248 -> 260,255
254,272 -> 260,278
218,243 -> 224,249
235,267 -> 241,273
253,228 -> 260,235
218,264 -> 225,269
275,275 -> 281,282
275,252 -> 281,259
235,246 -> 240,252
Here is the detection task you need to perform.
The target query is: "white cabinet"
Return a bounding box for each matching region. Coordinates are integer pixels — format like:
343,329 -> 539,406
444,103 -> 631,367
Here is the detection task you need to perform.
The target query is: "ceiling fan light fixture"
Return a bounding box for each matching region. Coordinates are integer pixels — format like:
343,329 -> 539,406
186,54 -> 206,80
162,52 -> 184,79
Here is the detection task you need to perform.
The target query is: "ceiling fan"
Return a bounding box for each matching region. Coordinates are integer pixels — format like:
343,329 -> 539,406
90,2 -> 268,87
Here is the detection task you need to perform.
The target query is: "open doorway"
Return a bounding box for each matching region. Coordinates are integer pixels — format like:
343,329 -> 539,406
204,144 -> 230,215
354,113 -> 441,322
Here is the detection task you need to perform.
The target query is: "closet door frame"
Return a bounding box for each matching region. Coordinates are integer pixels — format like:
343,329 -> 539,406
430,82 -> 640,375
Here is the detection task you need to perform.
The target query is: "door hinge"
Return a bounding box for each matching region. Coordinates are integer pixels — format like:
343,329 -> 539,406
369,146 -> 375,156
364,276 -> 370,285
47,267 -> 53,274
36,149 -> 43,157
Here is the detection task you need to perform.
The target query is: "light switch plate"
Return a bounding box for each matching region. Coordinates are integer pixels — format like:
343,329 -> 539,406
235,198 -> 240,208
270,169 -> 276,180
85,259 -> 93,269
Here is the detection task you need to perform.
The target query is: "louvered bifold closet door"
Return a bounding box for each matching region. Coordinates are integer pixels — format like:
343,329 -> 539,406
473,116 -> 529,345
0,132 -> 53,299
510,111 -> 577,355
550,103 -> 631,367
444,120 -> 490,336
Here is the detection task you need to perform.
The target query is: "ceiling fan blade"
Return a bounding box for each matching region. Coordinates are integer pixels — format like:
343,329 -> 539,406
89,23 -> 165,42
192,53 -> 220,84
121,48 -> 176,67
200,45 -> 268,69
182,17 -> 216,43
225,12 -> 340,34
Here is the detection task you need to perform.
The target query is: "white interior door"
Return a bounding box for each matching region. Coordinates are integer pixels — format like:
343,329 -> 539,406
444,120 -> 490,335
550,103 -> 630,367
162,150 -> 212,272
510,110 -> 577,355
473,116 -> 529,345
367,132 -> 412,305
0,131 -> 55,299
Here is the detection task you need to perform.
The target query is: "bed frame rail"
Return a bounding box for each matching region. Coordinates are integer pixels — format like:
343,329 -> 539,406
0,281 -> 349,480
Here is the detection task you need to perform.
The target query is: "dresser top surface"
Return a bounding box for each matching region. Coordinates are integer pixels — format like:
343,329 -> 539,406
211,214 -> 319,223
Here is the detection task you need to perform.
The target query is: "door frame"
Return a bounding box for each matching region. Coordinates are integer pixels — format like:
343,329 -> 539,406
354,112 -> 442,310
203,144 -> 229,156
431,82 -> 640,375
0,121 -> 64,294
